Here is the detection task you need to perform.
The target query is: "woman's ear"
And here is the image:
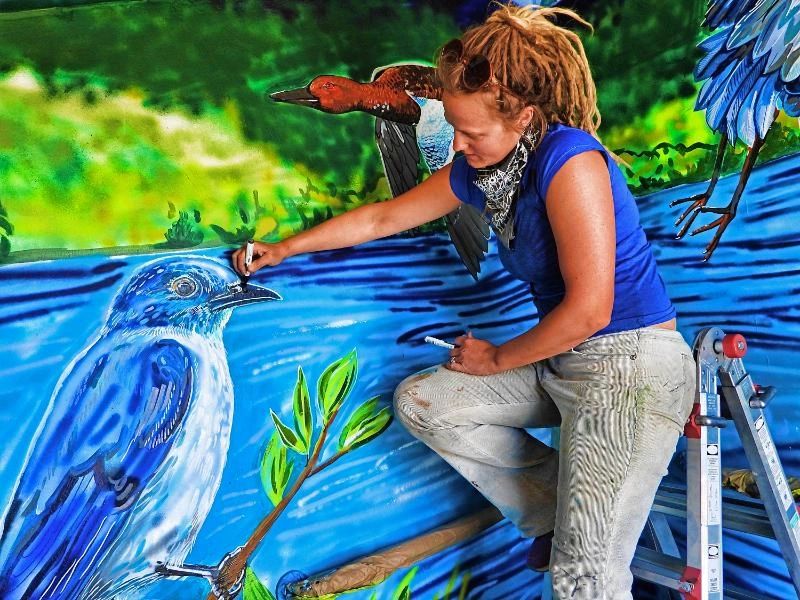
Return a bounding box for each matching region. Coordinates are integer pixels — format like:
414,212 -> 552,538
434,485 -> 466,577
515,105 -> 535,131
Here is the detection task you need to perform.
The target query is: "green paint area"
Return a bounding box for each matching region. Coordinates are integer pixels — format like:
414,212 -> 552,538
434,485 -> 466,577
0,70 -> 340,253
1,0 -> 799,261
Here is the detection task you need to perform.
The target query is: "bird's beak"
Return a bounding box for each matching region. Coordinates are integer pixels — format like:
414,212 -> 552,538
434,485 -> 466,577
270,86 -> 320,107
207,282 -> 282,312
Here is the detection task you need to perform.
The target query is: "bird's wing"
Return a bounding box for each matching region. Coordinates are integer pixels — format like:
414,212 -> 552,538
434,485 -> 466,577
704,0 -> 760,29
375,117 -> 421,197
370,63 -> 489,277
444,205 -> 491,281
0,338 -> 196,599
694,7 -> 784,144
727,0 -> 800,81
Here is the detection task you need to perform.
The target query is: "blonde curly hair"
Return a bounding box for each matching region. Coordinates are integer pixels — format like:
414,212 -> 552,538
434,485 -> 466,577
436,3 -> 601,144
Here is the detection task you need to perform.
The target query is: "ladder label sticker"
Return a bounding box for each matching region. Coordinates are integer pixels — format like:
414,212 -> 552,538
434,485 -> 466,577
707,452 -> 721,524
708,545 -> 722,593
757,422 -> 795,510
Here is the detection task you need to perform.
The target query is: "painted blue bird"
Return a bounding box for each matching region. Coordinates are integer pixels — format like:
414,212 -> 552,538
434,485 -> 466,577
673,0 -> 800,260
0,255 -> 280,599
270,64 -> 490,279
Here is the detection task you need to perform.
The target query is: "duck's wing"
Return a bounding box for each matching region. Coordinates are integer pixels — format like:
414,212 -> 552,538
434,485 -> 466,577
375,117 -> 489,278
0,339 -> 196,599
372,63 -> 490,279
444,205 -> 490,281
375,117 -> 420,197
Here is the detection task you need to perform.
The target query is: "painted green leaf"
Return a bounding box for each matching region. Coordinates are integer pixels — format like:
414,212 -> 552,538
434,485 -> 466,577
391,567 -> 418,600
271,409 -> 306,454
0,236 -> 9,259
167,200 -> 176,219
317,349 -> 358,423
292,367 -> 313,455
260,432 -> 293,506
338,396 -> 379,450
243,567 -> 277,600
339,401 -> 392,452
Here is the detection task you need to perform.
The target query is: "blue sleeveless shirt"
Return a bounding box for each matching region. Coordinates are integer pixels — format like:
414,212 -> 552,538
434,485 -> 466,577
449,122 -> 675,337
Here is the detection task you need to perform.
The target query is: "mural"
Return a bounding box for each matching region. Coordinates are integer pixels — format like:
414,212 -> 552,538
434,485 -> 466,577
1,1 -> 800,599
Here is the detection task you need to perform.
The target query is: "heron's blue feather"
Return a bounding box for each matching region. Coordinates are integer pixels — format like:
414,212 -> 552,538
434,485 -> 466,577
695,0 -> 797,143
705,0 -> 759,29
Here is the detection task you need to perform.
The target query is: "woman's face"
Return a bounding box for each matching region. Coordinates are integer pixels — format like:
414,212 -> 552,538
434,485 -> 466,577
442,90 -> 526,169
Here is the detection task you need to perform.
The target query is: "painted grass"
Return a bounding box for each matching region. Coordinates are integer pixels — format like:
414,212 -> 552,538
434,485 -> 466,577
0,69 -> 384,256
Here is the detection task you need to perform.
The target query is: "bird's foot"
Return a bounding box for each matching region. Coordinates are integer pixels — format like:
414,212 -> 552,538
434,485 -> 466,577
155,546 -> 247,599
670,193 -> 710,239
691,205 -> 736,262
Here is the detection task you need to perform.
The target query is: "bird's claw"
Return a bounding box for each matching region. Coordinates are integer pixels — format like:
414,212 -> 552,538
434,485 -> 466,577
672,193 -> 709,239
688,213 -> 733,262
210,546 -> 247,599
155,546 -> 247,600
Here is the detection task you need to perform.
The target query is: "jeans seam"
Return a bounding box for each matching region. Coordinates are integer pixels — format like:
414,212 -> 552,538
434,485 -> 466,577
445,424 -> 500,462
599,342 -> 641,593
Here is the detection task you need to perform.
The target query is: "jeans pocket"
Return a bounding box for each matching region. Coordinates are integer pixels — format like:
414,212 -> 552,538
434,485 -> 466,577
637,349 -> 694,428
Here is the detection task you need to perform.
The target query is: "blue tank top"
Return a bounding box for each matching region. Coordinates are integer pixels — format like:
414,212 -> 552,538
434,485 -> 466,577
449,122 -> 675,337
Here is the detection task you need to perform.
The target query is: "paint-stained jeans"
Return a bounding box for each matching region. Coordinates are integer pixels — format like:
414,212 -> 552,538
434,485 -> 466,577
393,327 -> 696,600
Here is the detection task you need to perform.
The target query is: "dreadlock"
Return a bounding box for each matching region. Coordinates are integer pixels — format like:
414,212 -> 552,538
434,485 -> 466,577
436,3 -> 601,146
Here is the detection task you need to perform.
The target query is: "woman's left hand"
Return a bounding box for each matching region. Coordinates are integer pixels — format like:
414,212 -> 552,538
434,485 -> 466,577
447,331 -> 502,375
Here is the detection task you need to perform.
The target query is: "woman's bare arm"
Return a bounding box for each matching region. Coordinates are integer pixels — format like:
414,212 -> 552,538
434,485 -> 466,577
233,165 -> 461,275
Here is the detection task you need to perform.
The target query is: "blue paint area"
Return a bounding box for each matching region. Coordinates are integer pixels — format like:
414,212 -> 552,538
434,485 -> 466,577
0,152 -> 799,598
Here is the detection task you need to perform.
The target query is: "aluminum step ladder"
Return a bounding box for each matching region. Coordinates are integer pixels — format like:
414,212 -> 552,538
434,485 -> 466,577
631,327 -> 800,599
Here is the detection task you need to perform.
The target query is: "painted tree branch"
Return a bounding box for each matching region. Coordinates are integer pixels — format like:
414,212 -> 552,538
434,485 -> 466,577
204,407 -> 342,600
287,505 -> 502,597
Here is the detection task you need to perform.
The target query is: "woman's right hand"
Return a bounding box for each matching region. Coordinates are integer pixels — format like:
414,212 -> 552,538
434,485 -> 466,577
232,241 -> 287,276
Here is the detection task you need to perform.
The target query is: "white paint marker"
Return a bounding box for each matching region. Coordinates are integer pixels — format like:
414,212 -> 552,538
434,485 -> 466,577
424,335 -> 455,350
245,239 -> 255,269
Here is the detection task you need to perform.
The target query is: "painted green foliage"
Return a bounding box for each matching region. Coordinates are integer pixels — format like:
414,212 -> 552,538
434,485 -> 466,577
246,349 -> 396,597
243,567 -> 277,600
262,349 -> 392,508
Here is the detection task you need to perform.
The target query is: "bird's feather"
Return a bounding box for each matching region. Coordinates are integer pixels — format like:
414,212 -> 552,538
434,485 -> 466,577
695,28 -> 734,81
694,0 -> 800,146
705,0 -> 760,29
0,338 -> 196,599
375,118 -> 420,197
444,206 -> 490,281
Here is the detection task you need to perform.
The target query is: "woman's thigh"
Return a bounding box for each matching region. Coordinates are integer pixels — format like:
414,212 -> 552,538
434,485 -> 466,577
393,363 -> 561,430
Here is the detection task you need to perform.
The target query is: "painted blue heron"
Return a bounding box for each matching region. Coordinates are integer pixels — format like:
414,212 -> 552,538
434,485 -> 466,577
673,0 -> 800,260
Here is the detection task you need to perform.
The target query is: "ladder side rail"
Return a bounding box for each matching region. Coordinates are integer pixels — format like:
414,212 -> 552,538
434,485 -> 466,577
718,362 -> 800,596
684,328 -> 726,600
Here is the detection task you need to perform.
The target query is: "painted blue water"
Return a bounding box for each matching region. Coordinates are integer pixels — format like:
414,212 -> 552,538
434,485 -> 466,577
1,150 -> 799,598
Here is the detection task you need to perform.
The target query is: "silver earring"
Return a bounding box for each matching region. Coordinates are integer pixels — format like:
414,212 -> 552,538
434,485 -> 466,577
522,124 -> 538,147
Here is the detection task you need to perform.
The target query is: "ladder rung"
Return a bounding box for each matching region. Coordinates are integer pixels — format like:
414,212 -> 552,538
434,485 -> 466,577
653,480 -> 777,538
633,546 -> 776,599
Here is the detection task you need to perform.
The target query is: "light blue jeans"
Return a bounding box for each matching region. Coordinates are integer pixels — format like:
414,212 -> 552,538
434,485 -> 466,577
394,327 -> 696,599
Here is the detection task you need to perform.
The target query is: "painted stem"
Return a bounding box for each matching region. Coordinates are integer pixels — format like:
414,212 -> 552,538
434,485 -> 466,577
204,409 -> 341,600
310,448 -> 348,476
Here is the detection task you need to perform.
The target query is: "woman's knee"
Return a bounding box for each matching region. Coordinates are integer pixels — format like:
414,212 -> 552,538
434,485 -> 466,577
393,368 -> 440,434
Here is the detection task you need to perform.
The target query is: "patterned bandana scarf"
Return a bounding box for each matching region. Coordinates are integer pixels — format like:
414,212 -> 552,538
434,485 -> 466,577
473,126 -> 538,249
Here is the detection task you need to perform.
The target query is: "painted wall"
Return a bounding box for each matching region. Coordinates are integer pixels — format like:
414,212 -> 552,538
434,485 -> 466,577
1,1 -> 799,599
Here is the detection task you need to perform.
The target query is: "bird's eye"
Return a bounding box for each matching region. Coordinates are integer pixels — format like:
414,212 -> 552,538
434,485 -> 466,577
170,276 -> 198,298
